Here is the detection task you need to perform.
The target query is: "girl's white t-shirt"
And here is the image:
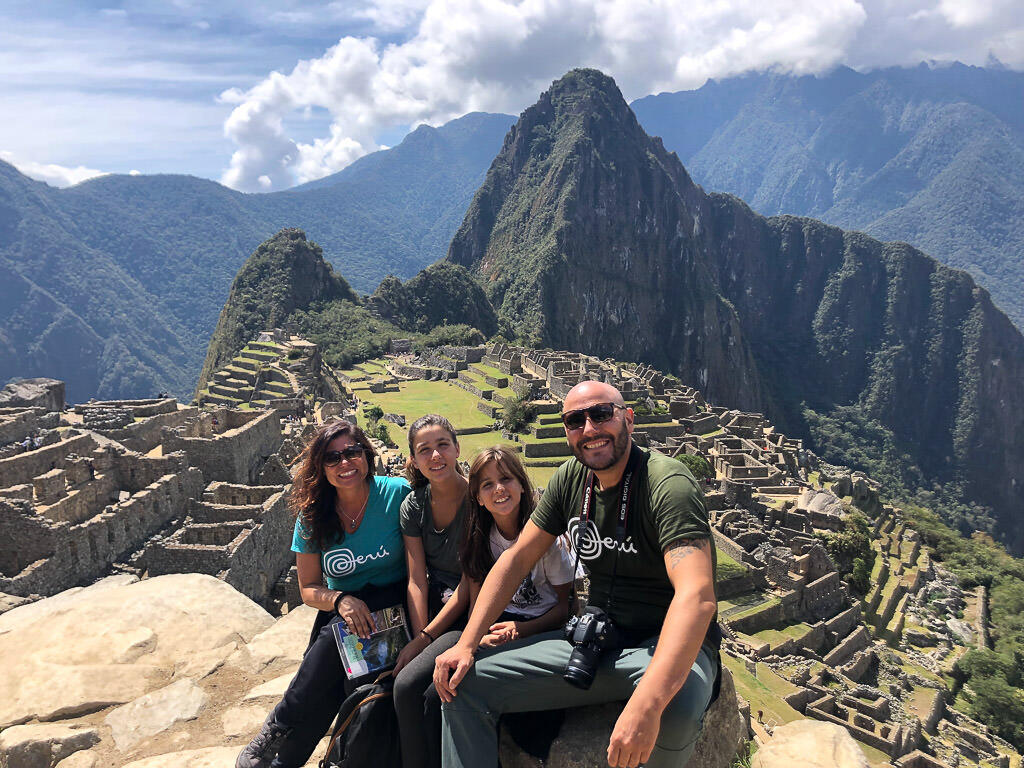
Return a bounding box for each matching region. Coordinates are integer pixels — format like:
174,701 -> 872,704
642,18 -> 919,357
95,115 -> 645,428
489,527 -> 576,618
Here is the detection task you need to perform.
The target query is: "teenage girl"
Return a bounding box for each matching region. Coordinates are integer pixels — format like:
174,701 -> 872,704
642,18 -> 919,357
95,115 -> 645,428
395,445 -> 575,768
393,415 -> 472,768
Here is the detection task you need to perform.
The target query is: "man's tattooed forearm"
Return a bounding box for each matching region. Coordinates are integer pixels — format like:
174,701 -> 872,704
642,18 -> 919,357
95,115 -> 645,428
664,537 -> 708,567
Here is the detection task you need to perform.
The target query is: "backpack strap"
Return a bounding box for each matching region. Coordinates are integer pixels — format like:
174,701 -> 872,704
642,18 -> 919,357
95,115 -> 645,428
318,671 -> 395,768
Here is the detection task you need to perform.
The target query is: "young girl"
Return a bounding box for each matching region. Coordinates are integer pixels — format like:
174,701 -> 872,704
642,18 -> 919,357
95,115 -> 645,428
395,446 -> 575,768
393,415 -> 472,768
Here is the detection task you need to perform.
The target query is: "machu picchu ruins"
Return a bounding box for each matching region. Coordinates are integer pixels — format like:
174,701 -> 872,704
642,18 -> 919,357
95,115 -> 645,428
1,339 -> 1020,767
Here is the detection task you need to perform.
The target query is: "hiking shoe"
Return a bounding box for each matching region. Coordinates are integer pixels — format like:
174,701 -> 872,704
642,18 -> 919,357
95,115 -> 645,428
236,714 -> 291,768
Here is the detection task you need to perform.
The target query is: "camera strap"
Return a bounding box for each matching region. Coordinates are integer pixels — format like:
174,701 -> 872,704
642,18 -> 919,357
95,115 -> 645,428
569,444 -> 643,615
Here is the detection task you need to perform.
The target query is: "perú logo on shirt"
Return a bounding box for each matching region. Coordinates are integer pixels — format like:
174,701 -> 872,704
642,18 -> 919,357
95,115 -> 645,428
323,544 -> 391,577
568,518 -> 638,561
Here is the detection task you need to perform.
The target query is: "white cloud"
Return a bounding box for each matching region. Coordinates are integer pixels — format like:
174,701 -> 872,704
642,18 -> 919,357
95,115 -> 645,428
0,150 -> 108,187
348,0 -> 433,32
220,0 -> 872,191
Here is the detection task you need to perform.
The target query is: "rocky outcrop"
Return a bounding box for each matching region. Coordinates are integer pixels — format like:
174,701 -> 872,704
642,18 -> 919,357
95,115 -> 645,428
752,720 -> 868,768
499,667 -> 747,768
0,723 -> 99,768
0,573 -> 272,729
0,378 -> 65,411
1,575 -> 750,768
195,229 -> 359,392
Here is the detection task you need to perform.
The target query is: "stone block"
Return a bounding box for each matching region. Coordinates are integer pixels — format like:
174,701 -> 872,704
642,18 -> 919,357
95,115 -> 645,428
753,720 -> 868,768
498,667 -> 746,768
0,723 -> 98,768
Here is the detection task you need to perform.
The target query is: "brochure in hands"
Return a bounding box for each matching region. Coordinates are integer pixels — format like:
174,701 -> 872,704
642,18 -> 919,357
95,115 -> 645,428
331,604 -> 411,679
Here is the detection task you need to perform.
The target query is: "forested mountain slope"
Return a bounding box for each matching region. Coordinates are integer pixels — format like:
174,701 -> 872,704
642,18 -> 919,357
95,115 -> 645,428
0,113 -> 511,401
631,63 -> 1024,328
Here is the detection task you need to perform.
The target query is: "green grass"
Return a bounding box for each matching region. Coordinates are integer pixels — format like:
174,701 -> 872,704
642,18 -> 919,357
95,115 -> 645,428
716,550 -> 749,581
719,593 -> 778,621
744,622 -> 813,648
721,655 -> 801,727
471,363 -> 506,379
359,380 -> 495,429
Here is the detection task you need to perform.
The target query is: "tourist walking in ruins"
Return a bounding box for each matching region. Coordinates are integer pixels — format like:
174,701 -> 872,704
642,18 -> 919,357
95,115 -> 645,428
392,414 -> 472,768
236,420 -> 411,768
396,445 -> 574,768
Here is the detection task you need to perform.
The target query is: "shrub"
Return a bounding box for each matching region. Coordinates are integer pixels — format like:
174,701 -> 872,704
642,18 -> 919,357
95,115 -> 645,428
675,453 -> 713,483
498,394 -> 535,434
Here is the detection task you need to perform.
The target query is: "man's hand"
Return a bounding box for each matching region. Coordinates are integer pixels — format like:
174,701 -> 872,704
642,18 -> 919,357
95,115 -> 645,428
606,696 -> 661,768
479,620 -> 520,647
432,644 -> 476,703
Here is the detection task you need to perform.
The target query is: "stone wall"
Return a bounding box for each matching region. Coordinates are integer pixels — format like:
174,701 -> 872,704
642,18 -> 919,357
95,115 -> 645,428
0,407 -> 58,446
142,483 -> 292,606
0,432 -> 97,488
144,484 -> 292,603
822,625 -> 871,667
74,397 -> 177,418
161,410 -> 282,484
90,407 -> 198,453
0,461 -> 204,596
801,572 -> 844,620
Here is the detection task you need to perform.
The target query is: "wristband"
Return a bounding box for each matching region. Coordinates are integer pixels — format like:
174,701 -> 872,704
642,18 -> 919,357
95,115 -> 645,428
333,592 -> 346,614
420,628 -> 436,642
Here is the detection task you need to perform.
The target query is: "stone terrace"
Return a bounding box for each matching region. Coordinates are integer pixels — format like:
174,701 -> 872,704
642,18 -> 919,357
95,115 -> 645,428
143,482 -> 292,603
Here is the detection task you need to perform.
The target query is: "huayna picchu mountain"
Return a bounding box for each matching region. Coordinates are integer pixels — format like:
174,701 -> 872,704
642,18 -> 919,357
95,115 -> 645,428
445,68 -> 1024,552
196,229 -> 495,396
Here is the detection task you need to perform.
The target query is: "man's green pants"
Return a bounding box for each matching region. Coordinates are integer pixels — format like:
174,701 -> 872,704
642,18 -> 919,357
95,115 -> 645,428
441,631 -> 718,768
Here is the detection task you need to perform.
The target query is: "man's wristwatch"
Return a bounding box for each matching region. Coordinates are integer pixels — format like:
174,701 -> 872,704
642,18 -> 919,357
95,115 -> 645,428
333,592 -> 346,614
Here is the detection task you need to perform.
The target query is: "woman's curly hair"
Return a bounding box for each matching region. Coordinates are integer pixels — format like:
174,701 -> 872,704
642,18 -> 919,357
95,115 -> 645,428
289,420 -> 377,550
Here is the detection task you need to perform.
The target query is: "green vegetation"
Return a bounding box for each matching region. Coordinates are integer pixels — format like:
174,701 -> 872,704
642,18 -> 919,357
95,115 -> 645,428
196,230 -> 495,395
715,550 -> 748,582
0,113 -> 512,401
720,655 -> 801,727
805,405 -> 997,538
496,393 -> 535,434
816,511 -> 875,595
362,379 -> 494,431
898,501 -> 1024,751
675,453 -> 713,483
632,63 -> 1024,330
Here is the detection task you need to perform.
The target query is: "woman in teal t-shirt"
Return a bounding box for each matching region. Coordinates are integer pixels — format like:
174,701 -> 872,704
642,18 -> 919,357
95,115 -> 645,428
236,420 -> 410,768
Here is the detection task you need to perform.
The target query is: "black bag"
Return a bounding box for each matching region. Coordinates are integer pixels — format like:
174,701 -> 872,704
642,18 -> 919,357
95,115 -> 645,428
320,670 -> 401,768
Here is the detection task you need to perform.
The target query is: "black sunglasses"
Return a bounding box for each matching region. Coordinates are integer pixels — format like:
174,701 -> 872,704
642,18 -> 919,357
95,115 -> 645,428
324,445 -> 365,466
560,402 -> 626,431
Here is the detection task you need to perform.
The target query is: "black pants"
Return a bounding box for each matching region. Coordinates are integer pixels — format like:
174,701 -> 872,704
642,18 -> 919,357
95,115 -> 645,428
270,580 -> 406,768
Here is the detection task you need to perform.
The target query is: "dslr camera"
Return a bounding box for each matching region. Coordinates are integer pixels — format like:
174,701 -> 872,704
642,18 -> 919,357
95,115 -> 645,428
562,606 -> 622,689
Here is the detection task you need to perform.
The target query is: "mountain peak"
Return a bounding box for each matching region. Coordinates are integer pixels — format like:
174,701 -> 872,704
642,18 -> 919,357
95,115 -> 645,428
446,69 -> 757,407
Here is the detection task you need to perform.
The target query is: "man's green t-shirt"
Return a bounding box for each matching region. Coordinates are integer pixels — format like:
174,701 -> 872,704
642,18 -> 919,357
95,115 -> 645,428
531,447 -> 715,640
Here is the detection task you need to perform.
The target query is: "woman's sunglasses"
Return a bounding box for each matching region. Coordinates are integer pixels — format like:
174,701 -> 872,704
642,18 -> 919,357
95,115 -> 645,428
560,402 -> 626,431
324,445 -> 365,466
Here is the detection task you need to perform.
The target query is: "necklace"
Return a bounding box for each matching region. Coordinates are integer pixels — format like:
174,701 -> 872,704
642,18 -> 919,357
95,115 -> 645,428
337,487 -> 370,531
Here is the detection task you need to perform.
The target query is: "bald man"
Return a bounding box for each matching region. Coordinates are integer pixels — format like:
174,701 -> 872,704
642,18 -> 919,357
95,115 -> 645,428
433,382 -> 720,768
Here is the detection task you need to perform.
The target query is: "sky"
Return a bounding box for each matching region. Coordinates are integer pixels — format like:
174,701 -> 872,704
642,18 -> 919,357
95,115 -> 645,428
2,0 -> 1022,192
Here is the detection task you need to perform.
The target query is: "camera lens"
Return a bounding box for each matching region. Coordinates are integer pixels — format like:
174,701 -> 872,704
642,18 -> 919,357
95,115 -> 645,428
563,644 -> 601,690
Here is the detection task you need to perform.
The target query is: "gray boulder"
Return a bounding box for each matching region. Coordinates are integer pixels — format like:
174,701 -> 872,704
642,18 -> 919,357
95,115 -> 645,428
499,667 -> 747,768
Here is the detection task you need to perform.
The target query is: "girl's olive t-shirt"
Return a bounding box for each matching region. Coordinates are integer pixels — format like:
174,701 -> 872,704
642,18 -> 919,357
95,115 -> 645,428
292,475 -> 411,591
399,484 -> 469,591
